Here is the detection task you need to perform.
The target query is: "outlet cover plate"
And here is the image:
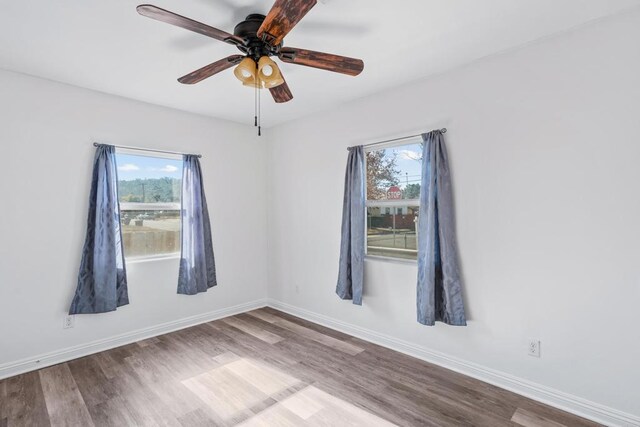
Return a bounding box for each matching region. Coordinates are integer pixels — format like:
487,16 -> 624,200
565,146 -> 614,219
63,315 -> 75,329
528,339 -> 541,357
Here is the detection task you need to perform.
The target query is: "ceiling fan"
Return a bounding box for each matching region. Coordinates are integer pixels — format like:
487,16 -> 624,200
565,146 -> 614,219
136,0 -> 365,106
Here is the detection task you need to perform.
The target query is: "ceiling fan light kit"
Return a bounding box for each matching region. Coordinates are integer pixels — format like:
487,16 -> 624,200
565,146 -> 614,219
136,0 -> 364,132
233,56 -> 284,89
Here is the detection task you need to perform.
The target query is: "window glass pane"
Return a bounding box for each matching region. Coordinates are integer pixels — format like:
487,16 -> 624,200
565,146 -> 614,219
116,153 -> 183,259
366,142 -> 422,201
367,205 -> 419,260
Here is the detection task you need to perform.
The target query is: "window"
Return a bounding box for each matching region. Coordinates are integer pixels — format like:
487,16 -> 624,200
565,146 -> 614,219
115,150 -> 183,259
365,138 -> 422,261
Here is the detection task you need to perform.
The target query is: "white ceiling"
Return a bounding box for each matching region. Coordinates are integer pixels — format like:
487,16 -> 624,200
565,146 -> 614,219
1,0 -> 638,127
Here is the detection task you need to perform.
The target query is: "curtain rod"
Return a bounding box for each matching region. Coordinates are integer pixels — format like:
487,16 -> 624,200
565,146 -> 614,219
93,142 -> 202,158
348,128 -> 447,151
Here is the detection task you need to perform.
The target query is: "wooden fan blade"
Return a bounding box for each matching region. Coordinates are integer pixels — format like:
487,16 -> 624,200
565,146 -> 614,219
137,4 -> 244,46
257,0 -> 317,46
178,55 -> 244,84
279,47 -> 363,76
269,78 -> 293,103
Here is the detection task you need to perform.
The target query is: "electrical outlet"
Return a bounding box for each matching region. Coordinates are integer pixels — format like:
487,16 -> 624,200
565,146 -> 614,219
528,339 -> 541,358
63,315 -> 75,329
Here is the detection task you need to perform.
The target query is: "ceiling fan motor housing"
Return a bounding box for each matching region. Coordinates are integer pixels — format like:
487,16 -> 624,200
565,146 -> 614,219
234,14 -> 281,60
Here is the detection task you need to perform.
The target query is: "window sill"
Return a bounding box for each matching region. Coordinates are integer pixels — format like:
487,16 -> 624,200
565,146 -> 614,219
125,254 -> 180,264
365,255 -> 417,266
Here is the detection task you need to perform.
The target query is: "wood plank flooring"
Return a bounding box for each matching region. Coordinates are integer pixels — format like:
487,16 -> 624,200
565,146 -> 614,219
0,308 -> 601,427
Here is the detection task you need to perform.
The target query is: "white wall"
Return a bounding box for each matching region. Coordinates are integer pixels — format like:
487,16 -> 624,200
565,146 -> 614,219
266,9 -> 640,421
0,70 -> 268,372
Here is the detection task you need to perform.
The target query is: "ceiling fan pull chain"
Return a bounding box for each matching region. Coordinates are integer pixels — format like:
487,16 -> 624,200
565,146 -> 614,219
254,79 -> 258,128
258,84 -> 262,136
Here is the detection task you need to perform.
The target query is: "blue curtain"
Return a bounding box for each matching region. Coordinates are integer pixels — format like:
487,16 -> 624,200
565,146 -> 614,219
417,131 -> 467,326
336,146 -> 365,305
69,144 -> 129,314
178,155 -> 217,295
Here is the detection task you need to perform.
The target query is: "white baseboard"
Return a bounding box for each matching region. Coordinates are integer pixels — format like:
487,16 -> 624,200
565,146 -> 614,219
267,299 -> 640,427
0,299 -> 268,381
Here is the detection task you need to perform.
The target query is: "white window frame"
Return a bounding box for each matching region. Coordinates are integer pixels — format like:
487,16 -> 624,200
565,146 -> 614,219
115,148 -> 183,263
364,136 -> 422,263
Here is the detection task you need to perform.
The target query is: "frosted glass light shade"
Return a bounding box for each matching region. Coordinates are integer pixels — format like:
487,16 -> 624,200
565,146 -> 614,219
258,56 -> 284,88
234,57 -> 257,85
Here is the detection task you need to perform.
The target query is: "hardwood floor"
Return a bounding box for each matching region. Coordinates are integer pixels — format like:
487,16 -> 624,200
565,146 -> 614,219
0,308 -> 600,426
